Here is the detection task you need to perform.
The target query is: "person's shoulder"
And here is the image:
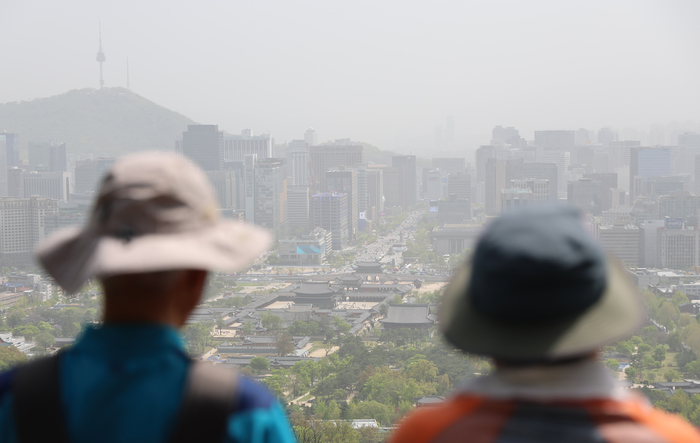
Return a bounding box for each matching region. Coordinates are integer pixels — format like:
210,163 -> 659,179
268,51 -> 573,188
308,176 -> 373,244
627,401 -> 700,442
0,368 -> 18,403
390,395 -> 487,443
232,376 -> 277,413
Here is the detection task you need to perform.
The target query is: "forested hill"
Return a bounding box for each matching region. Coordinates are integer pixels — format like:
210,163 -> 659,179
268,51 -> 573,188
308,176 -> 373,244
0,88 -> 196,156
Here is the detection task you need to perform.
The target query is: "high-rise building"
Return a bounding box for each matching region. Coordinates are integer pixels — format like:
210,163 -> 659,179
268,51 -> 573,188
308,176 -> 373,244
597,127 -> 617,146
658,193 -> 700,221
522,163 -> 558,201
309,144 -> 363,193
252,158 -> 287,238
244,154 -> 257,223
382,167 -> 403,210
205,170 -> 238,209
223,130 -> 272,162
27,142 -> 66,173
582,173 -> 618,211
432,158 -> 465,175
392,155 -> 417,207
630,147 -> 671,201
304,128 -> 318,148
537,150 -> 570,195
658,227 -> 700,269
74,157 -> 115,194
7,168 -> 23,198
534,130 -> 575,151
287,185 -> 310,235
596,221 -> 640,268
0,133 -> 19,168
639,219 -> 665,268
310,192 -> 348,250
437,195 -> 471,225
485,158 -> 523,215
447,173 -> 470,201
0,196 -> 59,266
181,125 -> 224,171
609,140 -> 640,171
22,172 -> 71,202
326,169 -> 358,240
475,145 -> 496,184
567,178 -> 603,215
511,178 -> 550,202
356,164 -> 369,216
426,170 -> 442,202
491,126 -> 525,147
501,188 -> 533,212
288,141 -> 309,186
366,168 -> 384,220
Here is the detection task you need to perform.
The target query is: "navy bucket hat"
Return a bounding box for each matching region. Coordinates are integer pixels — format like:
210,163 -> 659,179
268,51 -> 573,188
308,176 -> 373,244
441,205 -> 643,360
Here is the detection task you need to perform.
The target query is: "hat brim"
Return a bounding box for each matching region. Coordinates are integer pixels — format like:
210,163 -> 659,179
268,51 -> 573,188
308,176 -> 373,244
440,258 -> 644,360
36,220 -> 272,294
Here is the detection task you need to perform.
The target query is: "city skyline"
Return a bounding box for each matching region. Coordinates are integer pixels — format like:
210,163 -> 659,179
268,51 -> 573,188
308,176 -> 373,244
1,1 -> 699,153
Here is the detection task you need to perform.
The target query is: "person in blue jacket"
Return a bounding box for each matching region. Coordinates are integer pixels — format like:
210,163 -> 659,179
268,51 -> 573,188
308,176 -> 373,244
0,152 -> 296,443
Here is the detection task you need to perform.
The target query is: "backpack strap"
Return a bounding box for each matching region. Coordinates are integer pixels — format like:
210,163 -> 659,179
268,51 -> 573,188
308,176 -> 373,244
13,355 -> 70,443
168,361 -> 239,443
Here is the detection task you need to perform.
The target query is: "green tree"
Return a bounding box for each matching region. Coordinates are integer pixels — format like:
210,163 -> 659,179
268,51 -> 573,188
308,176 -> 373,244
665,369 -> 681,382
653,345 -> 667,364
12,325 -> 40,340
357,426 -> 383,443
261,312 -> 284,333
616,342 -> 634,358
349,400 -> 392,426
36,332 -> 56,350
604,359 -> 620,372
379,304 -> 389,317
657,302 -> 680,329
392,294 -> 403,305
6,309 -> 24,328
216,318 -> 226,335
404,359 -> 439,383
0,346 -> 27,370
250,356 -> 270,373
242,319 -> 254,336
276,334 -> 296,357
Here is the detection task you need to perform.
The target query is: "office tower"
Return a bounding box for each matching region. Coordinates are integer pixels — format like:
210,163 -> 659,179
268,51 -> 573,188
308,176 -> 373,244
356,164 -> 368,216
27,142 -> 66,173
287,140 -> 309,186
382,167 -> 403,209
630,147 -> 670,202
426,170 -> 442,201
501,188 -> 533,212
596,221 -> 640,268
658,227 -> 700,269
537,150 -> 570,195
576,147 -> 595,170
582,173 -> 618,210
326,168 -> 358,240
447,173 -> 470,201
575,128 -> 593,145
534,130 -> 575,151
74,157 -> 115,194
485,158 -> 523,216
567,178 -> 603,215
609,140 -> 640,171
658,194 -> 700,220
287,185 -> 310,235
392,155 -> 417,207
205,170 -> 238,209
251,158 -> 287,238
223,161 -> 246,211
445,116 -> 455,145
639,219 -> 665,268
432,158 -> 466,175
696,155 -> 700,195
223,129 -> 272,162
437,195 -> 471,224
309,144 -> 363,193
491,126 -> 525,147
0,196 -> 59,266
511,178 -> 550,202
278,228 -> 330,265
366,168 -> 383,220
522,163 -> 558,201
22,172 -> 71,202
244,154 -> 257,223
475,145 -> 496,184
7,168 -> 22,197
1,133 -> 19,168
304,128 -> 318,148
310,192 -> 348,250
597,127 -> 616,146
0,139 -> 6,197
181,125 -> 224,171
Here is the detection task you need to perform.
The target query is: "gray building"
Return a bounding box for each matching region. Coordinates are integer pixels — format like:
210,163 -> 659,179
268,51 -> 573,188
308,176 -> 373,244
182,125 -> 224,171
326,168 -> 358,240
224,129 -> 272,162
392,155 -> 417,207
310,192 -> 348,250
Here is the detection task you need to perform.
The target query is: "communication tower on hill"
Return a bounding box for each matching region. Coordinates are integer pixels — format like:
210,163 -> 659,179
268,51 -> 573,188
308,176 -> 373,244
96,22 -> 106,89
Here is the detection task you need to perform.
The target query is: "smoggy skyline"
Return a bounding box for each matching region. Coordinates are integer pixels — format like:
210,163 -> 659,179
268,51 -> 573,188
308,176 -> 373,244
1,0 -> 699,153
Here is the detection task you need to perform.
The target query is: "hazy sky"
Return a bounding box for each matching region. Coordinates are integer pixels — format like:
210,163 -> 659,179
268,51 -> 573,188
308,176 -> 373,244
1,0 -> 699,152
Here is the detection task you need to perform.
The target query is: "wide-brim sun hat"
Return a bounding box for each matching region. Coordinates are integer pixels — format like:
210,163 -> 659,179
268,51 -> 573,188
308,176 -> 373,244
440,204 -> 644,361
36,152 -> 272,293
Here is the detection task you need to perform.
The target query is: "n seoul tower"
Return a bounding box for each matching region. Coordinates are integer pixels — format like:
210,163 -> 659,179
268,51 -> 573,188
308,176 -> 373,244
96,23 -> 106,89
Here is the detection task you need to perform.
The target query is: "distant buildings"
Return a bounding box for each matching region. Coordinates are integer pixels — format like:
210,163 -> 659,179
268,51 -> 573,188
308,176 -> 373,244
278,228 -> 331,266
181,125 -> 224,171
74,157 -> 115,194
224,129 -> 272,162
0,196 -> 59,266
28,141 -> 66,173
392,155 -> 417,208
326,168 -> 358,240
310,192 -> 348,250
309,144 -> 363,194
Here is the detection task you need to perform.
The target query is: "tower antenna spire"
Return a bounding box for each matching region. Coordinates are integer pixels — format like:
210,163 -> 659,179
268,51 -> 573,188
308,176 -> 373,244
96,22 -> 106,89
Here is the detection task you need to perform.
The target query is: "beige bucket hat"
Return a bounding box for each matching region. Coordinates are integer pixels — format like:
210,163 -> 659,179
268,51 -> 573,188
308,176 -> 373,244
36,152 -> 271,293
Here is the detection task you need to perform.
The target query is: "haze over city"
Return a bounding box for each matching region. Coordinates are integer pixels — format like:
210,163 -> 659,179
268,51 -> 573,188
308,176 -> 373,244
2,0 -> 700,153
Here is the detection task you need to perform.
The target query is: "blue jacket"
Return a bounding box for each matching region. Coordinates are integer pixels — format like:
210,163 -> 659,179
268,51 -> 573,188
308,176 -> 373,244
0,325 -> 295,443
